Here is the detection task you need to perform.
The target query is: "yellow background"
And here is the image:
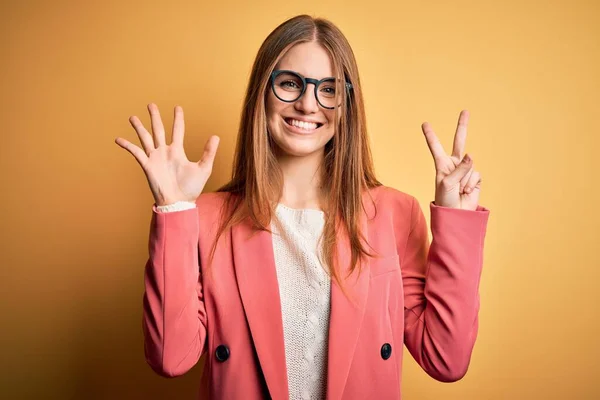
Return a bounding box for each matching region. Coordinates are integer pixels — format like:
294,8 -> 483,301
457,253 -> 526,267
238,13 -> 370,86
1,0 -> 598,399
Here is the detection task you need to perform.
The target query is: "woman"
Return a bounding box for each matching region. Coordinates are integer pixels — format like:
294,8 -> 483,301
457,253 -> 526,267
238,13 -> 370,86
115,14 -> 490,400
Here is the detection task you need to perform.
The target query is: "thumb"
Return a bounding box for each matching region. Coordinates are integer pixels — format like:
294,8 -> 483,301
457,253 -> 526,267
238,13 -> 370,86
445,154 -> 473,186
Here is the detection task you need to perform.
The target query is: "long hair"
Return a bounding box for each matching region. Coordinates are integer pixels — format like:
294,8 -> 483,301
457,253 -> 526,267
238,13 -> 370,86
208,14 -> 382,293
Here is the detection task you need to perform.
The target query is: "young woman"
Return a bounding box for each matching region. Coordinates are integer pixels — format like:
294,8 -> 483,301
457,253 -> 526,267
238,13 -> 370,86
115,14 -> 490,400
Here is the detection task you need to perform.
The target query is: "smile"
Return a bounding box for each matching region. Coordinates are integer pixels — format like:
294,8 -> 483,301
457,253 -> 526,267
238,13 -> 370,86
284,117 -> 323,132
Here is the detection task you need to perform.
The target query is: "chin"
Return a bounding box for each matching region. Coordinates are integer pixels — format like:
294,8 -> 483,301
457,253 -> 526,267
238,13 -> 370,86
273,138 -> 324,157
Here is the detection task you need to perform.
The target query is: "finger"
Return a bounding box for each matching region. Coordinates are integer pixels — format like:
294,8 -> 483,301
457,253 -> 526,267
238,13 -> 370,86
115,137 -> 149,168
171,105 -> 185,146
128,116 -> 155,155
464,170 -> 481,194
451,110 -> 469,160
198,135 -> 220,168
444,153 -> 473,187
421,122 -> 447,164
148,103 -> 166,147
460,166 -> 474,193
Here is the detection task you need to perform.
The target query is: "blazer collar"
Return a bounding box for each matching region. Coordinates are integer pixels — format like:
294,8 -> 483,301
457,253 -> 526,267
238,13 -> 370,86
231,195 -> 372,400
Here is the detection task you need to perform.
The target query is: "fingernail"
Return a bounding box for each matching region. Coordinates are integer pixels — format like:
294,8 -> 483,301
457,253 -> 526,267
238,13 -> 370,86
463,154 -> 471,163
465,187 -> 471,193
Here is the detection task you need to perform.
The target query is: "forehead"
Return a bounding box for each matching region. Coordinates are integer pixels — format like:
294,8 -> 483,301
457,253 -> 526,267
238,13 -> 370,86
275,41 -> 334,79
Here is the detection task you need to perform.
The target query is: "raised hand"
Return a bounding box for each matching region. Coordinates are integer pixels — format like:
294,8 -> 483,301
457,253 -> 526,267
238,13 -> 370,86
421,110 -> 482,211
115,103 -> 220,206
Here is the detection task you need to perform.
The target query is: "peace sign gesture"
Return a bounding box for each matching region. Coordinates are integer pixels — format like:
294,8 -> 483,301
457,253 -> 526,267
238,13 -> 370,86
421,110 -> 482,211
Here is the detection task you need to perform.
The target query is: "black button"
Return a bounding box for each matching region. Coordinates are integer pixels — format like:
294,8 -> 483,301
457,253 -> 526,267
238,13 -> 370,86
381,343 -> 392,360
215,344 -> 230,362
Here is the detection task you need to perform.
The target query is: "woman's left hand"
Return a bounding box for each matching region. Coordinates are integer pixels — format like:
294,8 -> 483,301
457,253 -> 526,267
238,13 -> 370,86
421,110 -> 482,211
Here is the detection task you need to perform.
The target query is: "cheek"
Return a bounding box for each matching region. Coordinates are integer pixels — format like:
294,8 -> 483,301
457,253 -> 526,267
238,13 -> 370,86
266,92 -> 283,122
327,110 -> 339,129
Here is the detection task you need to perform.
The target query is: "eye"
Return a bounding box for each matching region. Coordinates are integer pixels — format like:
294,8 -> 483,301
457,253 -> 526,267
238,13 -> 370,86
319,84 -> 336,97
280,80 -> 301,89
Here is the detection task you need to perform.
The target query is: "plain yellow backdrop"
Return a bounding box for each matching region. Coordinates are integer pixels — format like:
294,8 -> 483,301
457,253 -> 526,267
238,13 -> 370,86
1,0 -> 598,399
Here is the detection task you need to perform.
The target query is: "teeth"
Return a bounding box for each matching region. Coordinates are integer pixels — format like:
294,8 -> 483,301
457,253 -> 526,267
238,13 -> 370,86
289,119 -> 318,130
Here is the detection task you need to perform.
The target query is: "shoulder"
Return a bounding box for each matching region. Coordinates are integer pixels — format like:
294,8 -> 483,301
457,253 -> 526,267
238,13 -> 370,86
366,185 -> 419,219
196,191 -> 230,209
365,185 -> 427,247
195,191 -> 238,222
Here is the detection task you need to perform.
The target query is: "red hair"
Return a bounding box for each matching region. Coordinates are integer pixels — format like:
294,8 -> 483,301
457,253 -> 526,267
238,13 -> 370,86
209,15 -> 382,293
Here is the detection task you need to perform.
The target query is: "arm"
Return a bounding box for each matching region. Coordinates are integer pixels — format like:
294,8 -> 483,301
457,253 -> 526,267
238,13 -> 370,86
402,196 -> 490,382
142,203 -> 208,377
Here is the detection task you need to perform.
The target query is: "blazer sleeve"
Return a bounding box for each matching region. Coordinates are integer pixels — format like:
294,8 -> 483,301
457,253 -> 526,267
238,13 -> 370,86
401,197 -> 490,382
142,204 -> 208,377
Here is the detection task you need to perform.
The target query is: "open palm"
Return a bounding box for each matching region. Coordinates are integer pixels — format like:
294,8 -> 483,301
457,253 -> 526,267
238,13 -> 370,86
115,103 -> 220,206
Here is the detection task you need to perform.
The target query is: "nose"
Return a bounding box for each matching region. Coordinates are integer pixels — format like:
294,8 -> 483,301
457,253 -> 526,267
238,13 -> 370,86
294,83 -> 319,114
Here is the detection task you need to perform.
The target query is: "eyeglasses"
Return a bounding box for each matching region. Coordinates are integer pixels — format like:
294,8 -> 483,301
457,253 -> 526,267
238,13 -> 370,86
270,69 -> 353,110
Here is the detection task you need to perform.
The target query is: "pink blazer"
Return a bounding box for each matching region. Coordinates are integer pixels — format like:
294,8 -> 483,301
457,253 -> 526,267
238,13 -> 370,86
142,185 -> 490,399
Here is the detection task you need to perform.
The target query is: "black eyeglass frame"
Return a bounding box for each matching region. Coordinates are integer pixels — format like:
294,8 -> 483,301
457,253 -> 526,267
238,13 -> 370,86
269,69 -> 353,110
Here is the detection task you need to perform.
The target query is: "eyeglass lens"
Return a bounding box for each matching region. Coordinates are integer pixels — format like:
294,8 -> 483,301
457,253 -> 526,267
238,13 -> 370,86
272,71 -> 340,109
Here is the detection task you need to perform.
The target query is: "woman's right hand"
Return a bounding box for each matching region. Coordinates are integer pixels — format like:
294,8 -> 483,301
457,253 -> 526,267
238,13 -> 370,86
115,103 -> 220,206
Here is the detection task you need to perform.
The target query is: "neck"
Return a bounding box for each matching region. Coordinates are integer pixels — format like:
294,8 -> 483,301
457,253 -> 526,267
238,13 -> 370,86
276,149 -> 325,210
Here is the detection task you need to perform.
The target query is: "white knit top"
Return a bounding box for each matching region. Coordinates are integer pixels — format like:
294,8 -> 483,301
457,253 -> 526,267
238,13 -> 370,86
156,201 -> 331,400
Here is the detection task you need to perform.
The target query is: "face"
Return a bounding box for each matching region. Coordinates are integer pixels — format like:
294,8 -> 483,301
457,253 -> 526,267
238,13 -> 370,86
266,41 -> 337,158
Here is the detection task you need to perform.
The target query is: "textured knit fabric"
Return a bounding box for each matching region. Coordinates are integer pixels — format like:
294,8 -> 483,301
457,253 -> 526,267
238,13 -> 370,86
271,203 -> 330,400
155,201 -> 331,400
155,200 -> 197,213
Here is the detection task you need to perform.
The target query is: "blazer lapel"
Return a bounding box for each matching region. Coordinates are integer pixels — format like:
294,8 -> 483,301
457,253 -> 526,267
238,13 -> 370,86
232,219 -> 289,400
231,192 -> 374,400
326,197 -> 371,400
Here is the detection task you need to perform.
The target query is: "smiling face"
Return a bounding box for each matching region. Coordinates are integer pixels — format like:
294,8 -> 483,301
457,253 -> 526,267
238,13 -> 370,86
266,41 -> 337,158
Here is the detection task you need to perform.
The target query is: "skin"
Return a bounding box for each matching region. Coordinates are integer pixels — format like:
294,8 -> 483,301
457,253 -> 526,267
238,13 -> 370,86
267,42 -> 483,212
266,41 -> 337,210
116,45 -> 482,212
422,110 -> 483,211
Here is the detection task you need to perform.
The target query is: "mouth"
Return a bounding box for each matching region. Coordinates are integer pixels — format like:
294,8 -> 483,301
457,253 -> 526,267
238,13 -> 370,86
284,117 -> 324,133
